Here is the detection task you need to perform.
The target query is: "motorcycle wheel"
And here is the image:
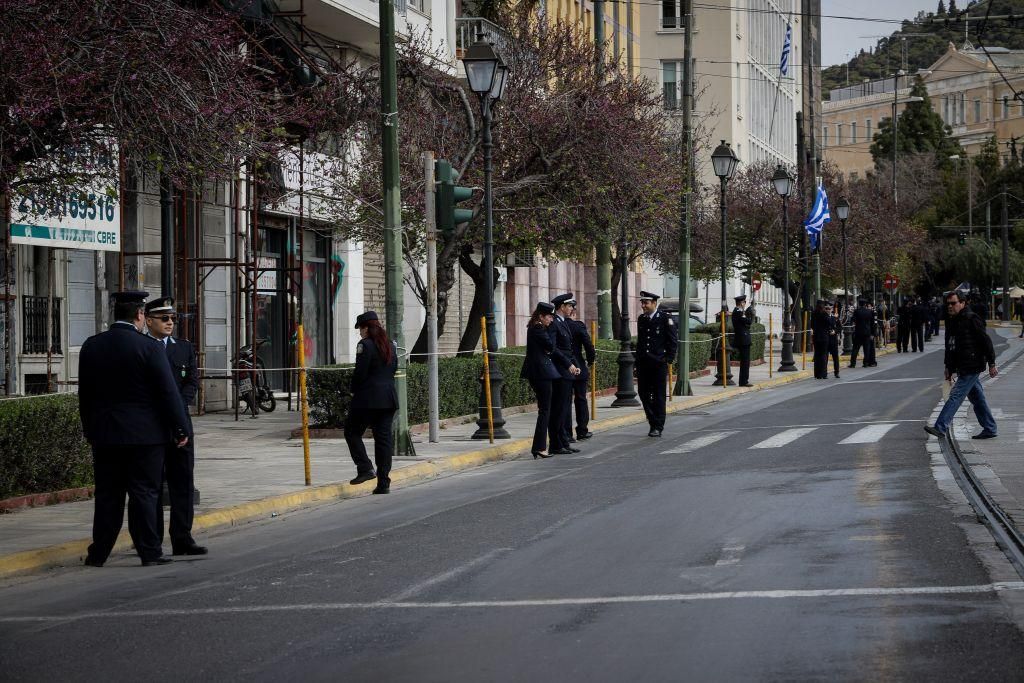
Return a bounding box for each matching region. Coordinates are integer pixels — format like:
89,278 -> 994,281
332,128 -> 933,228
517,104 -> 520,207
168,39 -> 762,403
259,389 -> 276,413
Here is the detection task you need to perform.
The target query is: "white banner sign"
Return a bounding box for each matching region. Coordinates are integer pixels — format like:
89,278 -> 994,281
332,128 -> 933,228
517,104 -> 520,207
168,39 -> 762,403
265,147 -> 349,223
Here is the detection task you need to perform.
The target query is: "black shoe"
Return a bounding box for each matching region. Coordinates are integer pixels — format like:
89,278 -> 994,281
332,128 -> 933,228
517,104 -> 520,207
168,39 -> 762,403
972,431 -> 998,440
83,556 -> 104,568
923,425 -> 946,438
533,451 -> 553,459
740,383 -> 754,387
834,373 -> 840,378
567,447 -> 581,453
172,543 -> 208,556
648,429 -> 659,437
372,486 -> 390,494
848,364 -> 856,368
349,471 -> 376,485
551,448 -> 574,455
577,432 -> 594,440
141,556 -> 173,567
568,437 -> 577,443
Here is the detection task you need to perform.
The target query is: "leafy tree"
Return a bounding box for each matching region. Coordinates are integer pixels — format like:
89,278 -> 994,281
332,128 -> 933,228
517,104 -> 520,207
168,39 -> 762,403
948,0 -> 959,14
869,76 -> 960,163
937,0 -> 946,14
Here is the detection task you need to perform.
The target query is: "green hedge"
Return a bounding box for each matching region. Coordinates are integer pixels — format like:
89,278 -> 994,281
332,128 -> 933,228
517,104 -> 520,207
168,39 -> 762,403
309,334 -> 712,428
0,394 -> 92,500
694,322 -> 766,363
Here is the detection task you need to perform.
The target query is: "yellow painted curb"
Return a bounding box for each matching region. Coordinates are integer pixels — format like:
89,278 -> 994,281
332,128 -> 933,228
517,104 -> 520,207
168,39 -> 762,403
0,369 -> 814,579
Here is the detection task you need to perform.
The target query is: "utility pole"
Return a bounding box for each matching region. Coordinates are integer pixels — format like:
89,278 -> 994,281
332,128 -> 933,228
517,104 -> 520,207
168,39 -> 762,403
674,0 -> 693,396
796,111 -> 809,321
379,0 -> 414,456
424,152 -> 439,443
160,174 -> 174,297
595,0 -> 612,339
1002,185 -> 1010,322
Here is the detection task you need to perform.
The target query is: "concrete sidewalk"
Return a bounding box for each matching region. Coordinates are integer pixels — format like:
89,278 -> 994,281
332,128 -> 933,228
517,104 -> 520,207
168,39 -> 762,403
0,353 -> 823,578
946,326 -> 1024,528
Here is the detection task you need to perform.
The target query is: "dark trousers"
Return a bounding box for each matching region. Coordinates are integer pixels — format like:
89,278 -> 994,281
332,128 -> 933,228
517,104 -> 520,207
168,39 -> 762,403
345,407 -> 396,487
637,362 -> 668,431
896,325 -> 909,352
829,340 -> 840,376
529,378 -> 553,453
88,444 -> 165,563
737,344 -> 751,385
850,334 -> 875,366
573,378 -> 590,437
158,441 -> 195,548
549,379 -> 571,450
813,343 -> 829,379
911,324 -> 924,352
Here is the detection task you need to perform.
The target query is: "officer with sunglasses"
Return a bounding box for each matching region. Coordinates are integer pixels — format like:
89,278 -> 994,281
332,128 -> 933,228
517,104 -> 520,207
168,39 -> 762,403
144,297 -> 207,556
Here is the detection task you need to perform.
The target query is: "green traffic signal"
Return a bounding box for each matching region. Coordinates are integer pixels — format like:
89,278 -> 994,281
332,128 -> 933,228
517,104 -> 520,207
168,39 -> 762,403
958,232 -> 967,246
435,159 -> 474,236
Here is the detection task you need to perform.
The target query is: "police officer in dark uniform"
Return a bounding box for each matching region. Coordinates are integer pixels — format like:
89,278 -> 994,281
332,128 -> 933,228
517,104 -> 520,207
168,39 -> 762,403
849,298 -> 877,368
731,294 -> 754,387
896,298 -> 911,353
79,291 -> 190,567
521,301 -> 562,458
144,297 -> 207,556
828,301 -> 842,378
811,299 -> 831,379
910,297 -> 927,352
345,311 -> 398,494
636,291 -> 677,437
568,299 -> 596,441
550,293 -> 582,453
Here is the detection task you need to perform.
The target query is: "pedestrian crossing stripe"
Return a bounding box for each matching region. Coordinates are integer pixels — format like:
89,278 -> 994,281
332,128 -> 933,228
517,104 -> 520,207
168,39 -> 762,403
659,423 -> 901,454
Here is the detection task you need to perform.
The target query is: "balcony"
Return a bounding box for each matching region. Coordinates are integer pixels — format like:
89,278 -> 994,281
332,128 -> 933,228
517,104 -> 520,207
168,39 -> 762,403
23,296 -> 62,355
456,17 -> 509,60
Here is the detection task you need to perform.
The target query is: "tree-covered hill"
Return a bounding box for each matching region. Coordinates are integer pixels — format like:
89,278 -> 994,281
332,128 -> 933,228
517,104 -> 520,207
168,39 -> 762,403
822,0 -> 1024,99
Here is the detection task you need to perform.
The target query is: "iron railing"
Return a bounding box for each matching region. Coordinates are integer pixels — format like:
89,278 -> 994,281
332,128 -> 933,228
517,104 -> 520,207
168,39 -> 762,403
23,296 -> 62,355
455,17 -> 509,59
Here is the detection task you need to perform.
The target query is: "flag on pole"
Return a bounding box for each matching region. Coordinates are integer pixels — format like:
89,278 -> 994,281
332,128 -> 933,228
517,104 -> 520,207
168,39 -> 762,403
804,183 -> 830,250
779,23 -> 792,76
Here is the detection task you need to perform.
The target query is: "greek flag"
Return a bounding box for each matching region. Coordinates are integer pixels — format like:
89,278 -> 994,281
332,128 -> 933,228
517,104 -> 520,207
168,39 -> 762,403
779,23 -> 792,76
804,183 -> 830,249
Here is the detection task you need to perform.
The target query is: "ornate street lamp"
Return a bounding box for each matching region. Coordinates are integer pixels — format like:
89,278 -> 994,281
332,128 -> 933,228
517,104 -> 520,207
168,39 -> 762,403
463,38 -> 511,439
772,164 -> 797,372
711,141 -> 739,386
835,196 -> 853,355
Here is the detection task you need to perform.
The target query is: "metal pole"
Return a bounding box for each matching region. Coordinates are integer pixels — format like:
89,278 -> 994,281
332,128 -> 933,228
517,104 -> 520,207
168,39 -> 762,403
612,225 -> 638,406
160,173 -> 174,297
842,219 -> 853,355
297,324 -> 311,485
3,194 -> 11,395
590,320 -> 597,420
716,177 -> 733,386
968,157 -> 973,236
892,72 -> 900,210
779,192 -> 796,371
472,96 -> 509,439
424,152 -> 439,443
378,0 -> 415,454
674,0 -> 694,395
1002,185 -> 1010,322
480,315 -> 494,443
594,0 -> 612,339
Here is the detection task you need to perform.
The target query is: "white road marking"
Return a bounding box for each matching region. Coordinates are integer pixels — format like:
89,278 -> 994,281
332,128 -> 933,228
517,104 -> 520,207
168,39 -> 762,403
838,423 -> 898,444
385,547 -> 513,602
750,427 -> 817,449
844,378 -> 934,384
714,544 -> 746,566
1018,422 -> 1024,443
568,445 -> 618,460
7,583 -> 1024,622
660,431 -> 737,454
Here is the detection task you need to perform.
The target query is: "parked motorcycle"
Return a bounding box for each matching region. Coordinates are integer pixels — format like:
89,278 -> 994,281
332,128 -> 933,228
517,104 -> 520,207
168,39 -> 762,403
233,340 -> 276,416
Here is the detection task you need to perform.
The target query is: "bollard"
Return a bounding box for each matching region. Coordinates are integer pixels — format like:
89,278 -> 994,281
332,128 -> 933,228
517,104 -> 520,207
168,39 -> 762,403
297,324 -> 312,486
769,314 -> 773,379
668,364 -> 673,402
590,321 -> 597,421
480,316 -> 495,444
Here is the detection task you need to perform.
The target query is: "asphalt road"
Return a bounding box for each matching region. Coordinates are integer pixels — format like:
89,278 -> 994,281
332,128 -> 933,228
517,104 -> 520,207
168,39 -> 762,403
4,340 -> 1024,681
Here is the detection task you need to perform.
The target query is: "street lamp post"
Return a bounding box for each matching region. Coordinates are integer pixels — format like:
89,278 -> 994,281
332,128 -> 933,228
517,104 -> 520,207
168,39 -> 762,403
771,165 -> 797,372
835,196 -> 852,355
711,141 -> 739,386
463,38 -> 511,440
611,226 -> 639,406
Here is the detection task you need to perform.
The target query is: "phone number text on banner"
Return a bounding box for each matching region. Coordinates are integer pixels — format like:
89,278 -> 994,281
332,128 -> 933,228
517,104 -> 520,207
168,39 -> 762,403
11,189 -> 121,252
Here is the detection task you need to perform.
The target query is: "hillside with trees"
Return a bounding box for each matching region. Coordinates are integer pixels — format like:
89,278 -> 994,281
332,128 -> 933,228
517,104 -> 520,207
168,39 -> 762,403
822,0 -> 1024,98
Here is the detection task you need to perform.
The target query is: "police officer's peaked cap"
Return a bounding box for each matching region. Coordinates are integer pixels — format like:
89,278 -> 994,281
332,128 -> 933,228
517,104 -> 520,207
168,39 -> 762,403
551,292 -> 575,307
638,291 -> 660,302
534,301 -> 555,315
145,297 -> 175,315
110,290 -> 148,305
734,294 -> 747,304
858,298 -> 868,305
355,310 -> 379,328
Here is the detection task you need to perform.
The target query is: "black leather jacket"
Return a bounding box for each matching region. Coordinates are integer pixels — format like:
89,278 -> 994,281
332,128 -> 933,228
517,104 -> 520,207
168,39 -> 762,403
944,310 -> 995,375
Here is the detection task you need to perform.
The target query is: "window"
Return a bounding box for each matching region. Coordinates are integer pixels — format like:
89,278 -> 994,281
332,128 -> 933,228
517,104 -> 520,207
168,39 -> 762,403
975,99 -> 982,123
960,93 -> 966,124
662,61 -> 681,110
866,118 -> 873,141
1004,96 -> 1010,119
851,121 -> 858,144
837,123 -> 844,145
943,96 -> 949,123
822,126 -> 829,148
662,0 -> 682,29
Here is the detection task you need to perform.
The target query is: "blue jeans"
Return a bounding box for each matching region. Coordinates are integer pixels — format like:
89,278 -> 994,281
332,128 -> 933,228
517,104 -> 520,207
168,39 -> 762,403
934,372 -> 997,435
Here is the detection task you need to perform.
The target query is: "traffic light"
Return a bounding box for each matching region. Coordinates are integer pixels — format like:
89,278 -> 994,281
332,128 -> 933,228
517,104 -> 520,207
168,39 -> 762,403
434,159 -> 474,237
958,231 -> 967,246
